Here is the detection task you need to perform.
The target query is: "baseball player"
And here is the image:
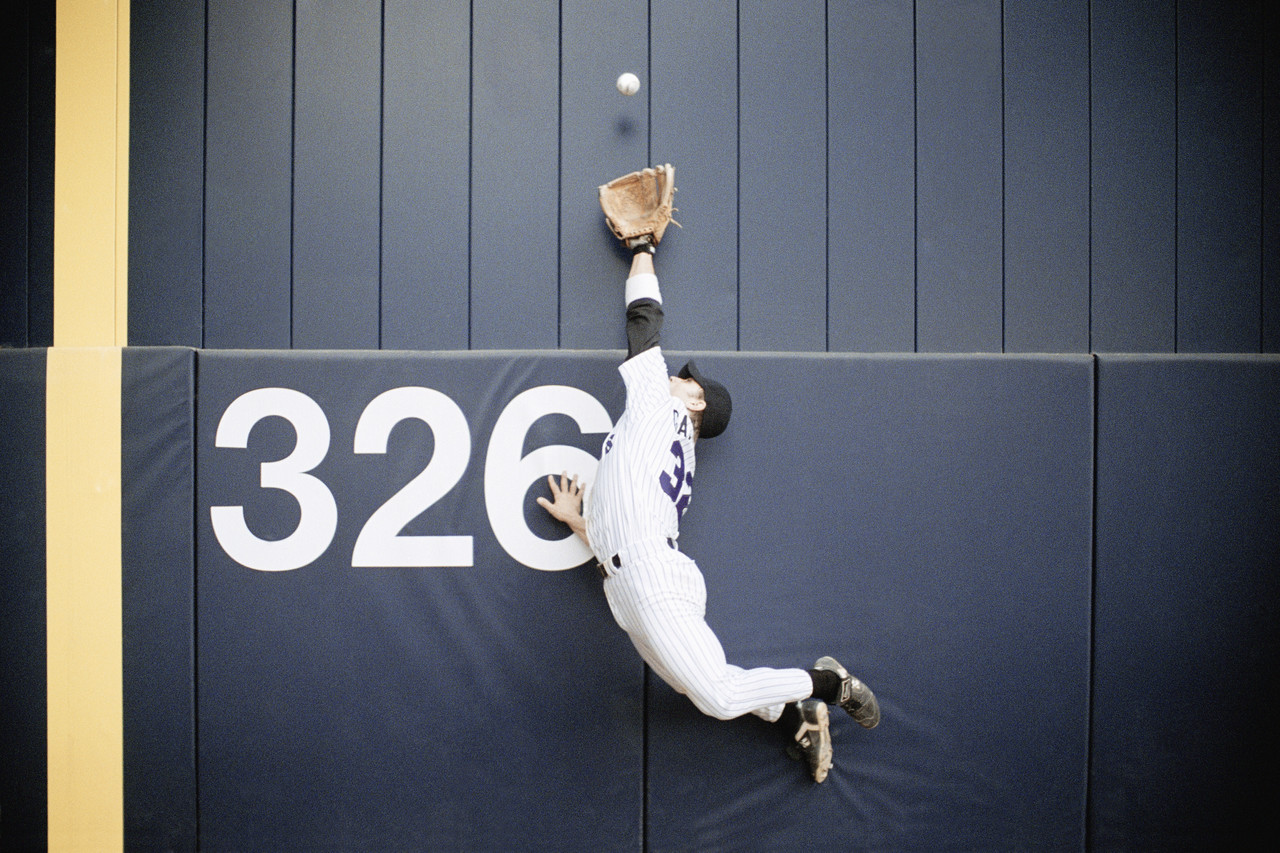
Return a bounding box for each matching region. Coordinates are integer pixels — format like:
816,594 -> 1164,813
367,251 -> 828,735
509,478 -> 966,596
537,165 -> 879,782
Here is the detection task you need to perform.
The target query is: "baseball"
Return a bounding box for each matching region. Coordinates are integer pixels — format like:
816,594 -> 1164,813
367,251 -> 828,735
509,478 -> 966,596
616,72 -> 640,96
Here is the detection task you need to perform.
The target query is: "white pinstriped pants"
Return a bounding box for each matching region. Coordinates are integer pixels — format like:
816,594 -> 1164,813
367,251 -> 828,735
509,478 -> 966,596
602,542 -> 813,722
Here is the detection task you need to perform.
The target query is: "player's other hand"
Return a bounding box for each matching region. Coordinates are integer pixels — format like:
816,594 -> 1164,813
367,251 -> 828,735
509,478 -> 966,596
537,472 -> 585,525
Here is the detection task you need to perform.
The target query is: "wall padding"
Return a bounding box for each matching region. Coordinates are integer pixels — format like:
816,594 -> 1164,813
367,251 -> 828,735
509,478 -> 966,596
649,354 -> 1095,851
1092,355 -> 1280,850
0,349 -> 48,849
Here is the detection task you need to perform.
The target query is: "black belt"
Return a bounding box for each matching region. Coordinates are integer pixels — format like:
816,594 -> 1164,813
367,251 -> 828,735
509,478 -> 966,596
598,539 -> 676,578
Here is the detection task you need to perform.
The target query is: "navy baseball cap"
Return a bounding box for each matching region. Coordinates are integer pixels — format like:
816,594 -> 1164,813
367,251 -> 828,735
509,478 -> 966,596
679,359 -> 732,439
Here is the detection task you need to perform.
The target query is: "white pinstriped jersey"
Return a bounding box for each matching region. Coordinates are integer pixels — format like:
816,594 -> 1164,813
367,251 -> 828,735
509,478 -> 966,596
580,268 -> 814,724
585,346 -> 695,565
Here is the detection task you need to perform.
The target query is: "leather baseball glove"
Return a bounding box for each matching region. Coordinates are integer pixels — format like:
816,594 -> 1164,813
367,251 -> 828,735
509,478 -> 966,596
598,164 -> 679,249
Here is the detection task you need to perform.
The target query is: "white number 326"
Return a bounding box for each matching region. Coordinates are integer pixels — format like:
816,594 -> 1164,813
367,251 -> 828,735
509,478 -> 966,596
209,385 -> 611,573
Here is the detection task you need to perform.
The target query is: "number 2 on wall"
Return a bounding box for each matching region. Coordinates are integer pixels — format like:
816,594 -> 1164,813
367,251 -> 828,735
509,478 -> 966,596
351,387 -> 473,568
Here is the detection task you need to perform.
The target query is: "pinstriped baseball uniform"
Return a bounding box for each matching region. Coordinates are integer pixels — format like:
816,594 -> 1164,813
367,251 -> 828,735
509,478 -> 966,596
584,271 -> 813,722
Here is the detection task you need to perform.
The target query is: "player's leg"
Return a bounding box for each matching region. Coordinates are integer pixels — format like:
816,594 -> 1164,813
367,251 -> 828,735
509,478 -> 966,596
607,559 -> 813,721
621,602 -> 832,781
812,655 -> 881,729
644,608 -> 812,720
777,699 -> 833,783
609,571 -> 880,726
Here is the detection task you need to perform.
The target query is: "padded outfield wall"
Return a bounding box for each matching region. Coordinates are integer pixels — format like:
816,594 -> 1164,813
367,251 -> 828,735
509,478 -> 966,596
3,348 -> 1278,851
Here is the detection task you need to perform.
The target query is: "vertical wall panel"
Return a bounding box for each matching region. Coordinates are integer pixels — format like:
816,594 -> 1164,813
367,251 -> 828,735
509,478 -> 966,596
0,350 -> 47,850
650,0 -> 739,353
4,0 -> 55,348
470,0 -> 559,349
122,348 -> 196,851
1092,356 -> 1280,849
828,0 -> 915,353
1003,0 -> 1089,353
916,0 -> 1004,352
1090,0 -> 1177,353
1266,1 -> 1280,353
204,0 -> 293,349
559,0 -> 648,351
739,0 -> 827,352
291,0 -> 381,349
24,0 -> 55,347
128,1 -> 204,347
1177,0 -> 1264,352
1,4 -> 30,347
381,1 -> 471,351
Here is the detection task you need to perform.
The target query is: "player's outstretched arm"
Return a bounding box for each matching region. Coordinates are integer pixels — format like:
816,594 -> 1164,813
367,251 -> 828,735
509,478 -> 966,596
623,249 -> 665,361
629,248 -> 654,280
536,472 -> 590,547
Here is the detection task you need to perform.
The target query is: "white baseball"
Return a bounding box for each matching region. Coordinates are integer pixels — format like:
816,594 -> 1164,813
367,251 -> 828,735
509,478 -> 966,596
616,73 -> 640,96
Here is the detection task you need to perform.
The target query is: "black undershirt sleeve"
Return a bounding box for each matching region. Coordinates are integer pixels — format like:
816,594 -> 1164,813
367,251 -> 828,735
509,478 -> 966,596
624,298 -> 664,361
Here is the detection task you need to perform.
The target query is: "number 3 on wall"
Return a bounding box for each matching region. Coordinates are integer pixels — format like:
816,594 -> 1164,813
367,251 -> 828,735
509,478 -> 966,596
210,384 -> 611,573
210,388 -> 338,572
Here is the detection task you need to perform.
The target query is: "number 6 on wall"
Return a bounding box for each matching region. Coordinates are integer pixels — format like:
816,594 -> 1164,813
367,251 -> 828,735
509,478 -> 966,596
485,385 -> 612,571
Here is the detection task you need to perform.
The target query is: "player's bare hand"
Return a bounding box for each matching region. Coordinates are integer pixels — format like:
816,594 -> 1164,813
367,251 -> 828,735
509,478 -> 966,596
537,472 -> 585,525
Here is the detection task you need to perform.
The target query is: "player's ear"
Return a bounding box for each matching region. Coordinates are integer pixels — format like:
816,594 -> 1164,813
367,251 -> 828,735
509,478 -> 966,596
686,397 -> 707,413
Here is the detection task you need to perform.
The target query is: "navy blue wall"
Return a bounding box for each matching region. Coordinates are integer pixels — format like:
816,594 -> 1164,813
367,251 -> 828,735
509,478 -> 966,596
103,348 -> 1272,851
0,0 -> 53,349
3,348 -> 1278,849
122,349 -> 198,851
1092,355 -> 1280,850
128,0 -> 1278,354
193,351 -> 642,851
651,354 -> 1095,851
187,350 -> 1098,851
0,349 -> 48,851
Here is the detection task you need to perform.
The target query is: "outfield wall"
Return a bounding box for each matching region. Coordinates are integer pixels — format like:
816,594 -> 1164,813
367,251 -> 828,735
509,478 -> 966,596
3,349 -> 1276,851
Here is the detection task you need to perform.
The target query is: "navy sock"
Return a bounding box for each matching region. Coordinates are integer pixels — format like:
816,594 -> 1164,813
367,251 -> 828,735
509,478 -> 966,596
778,701 -> 801,735
808,668 -> 842,704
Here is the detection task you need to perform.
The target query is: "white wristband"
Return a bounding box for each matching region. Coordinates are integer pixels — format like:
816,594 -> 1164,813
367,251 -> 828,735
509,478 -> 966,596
625,272 -> 662,306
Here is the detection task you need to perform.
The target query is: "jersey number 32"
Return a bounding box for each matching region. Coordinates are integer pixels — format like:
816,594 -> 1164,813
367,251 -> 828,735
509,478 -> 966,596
659,440 -> 693,519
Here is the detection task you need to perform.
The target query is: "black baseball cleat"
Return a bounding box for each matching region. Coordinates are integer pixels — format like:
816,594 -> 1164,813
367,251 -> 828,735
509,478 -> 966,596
815,656 -> 881,729
788,699 -> 832,783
